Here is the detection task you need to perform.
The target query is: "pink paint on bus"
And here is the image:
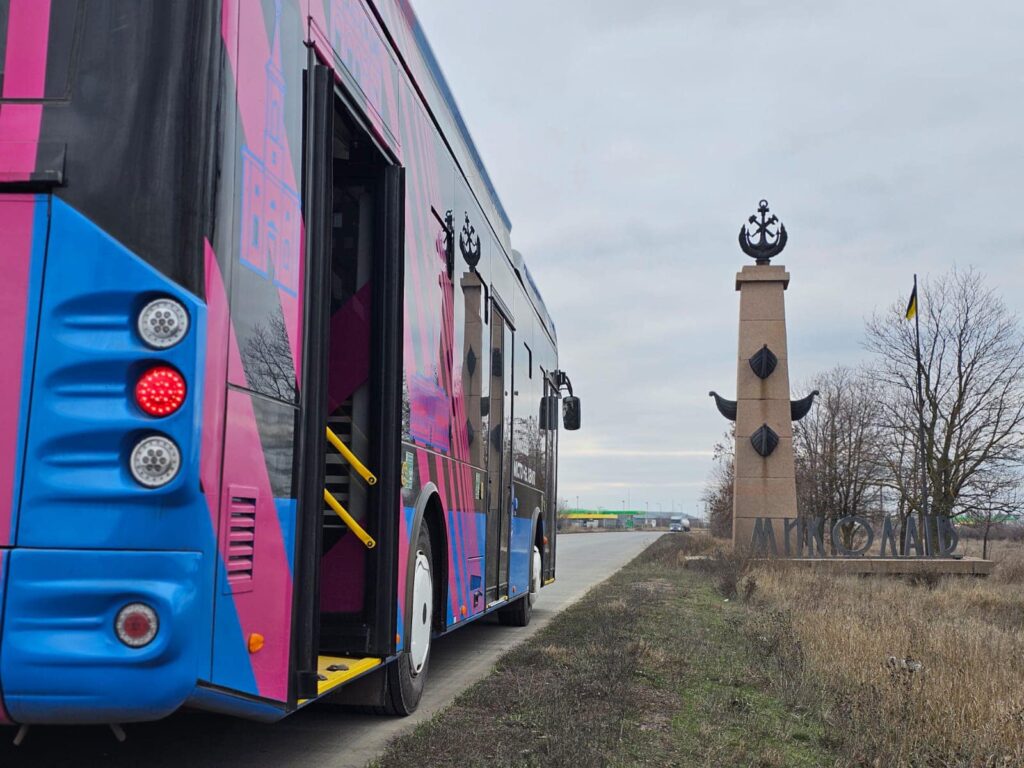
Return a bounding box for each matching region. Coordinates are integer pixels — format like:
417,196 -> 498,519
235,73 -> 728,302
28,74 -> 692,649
0,0 -> 51,180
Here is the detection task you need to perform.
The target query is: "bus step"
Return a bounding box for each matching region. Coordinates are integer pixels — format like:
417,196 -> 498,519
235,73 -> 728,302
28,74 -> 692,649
298,656 -> 381,701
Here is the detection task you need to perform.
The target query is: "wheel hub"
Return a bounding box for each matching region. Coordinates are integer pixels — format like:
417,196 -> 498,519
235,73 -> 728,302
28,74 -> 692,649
409,551 -> 432,675
529,545 -> 542,607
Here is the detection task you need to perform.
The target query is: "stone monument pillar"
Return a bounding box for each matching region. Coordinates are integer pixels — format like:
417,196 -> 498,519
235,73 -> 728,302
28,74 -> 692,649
732,264 -> 797,548
710,200 -> 817,551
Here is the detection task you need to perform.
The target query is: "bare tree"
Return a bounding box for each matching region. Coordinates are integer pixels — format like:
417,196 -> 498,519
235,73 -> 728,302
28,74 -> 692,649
962,467 -> 1023,559
874,395 -> 923,547
794,366 -> 886,550
865,268 -> 1024,526
242,313 -> 297,401
703,430 -> 734,539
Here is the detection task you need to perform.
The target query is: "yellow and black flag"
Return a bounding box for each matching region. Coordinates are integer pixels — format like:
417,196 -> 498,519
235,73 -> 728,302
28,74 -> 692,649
905,281 -> 918,320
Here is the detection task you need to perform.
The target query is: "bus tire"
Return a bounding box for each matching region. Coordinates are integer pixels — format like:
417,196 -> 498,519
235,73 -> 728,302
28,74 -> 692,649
381,524 -> 434,715
498,543 -> 540,627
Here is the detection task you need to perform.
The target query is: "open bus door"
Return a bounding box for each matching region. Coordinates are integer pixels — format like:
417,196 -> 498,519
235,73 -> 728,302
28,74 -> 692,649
486,301 -> 514,603
291,58 -> 403,704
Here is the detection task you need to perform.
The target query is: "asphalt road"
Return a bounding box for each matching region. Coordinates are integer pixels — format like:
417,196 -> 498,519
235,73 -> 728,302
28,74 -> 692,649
0,530 -> 661,768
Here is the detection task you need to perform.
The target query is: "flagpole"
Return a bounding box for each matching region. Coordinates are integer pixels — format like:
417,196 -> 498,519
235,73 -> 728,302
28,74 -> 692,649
912,274 -> 931,553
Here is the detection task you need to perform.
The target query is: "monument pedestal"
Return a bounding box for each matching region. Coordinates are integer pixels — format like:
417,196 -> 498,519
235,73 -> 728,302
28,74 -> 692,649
732,265 -> 798,550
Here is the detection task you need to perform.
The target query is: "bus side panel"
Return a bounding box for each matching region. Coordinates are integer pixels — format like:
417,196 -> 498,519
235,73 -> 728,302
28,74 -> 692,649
394,77 -> 491,634
223,0 -> 305,402
209,389 -> 295,703
395,77 -> 442,641
0,195 -> 46,552
0,552 -> 10,724
0,1 -> 54,552
208,0 -> 306,704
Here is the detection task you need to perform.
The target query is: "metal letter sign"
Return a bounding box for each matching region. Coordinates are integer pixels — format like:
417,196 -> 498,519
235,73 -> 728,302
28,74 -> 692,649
751,515 -> 960,559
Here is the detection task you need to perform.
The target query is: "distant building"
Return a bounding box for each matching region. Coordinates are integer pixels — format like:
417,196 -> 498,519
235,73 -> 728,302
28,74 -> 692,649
559,509 -> 641,530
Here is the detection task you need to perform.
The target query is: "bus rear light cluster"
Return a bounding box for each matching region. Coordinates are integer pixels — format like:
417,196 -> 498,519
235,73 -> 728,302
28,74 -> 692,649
137,298 -> 189,349
135,366 -> 186,417
115,603 -> 159,648
129,435 -> 181,488
130,296 -> 188,487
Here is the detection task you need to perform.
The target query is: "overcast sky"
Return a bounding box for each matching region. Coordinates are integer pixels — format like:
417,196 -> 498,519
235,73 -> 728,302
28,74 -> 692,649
414,0 -> 1024,518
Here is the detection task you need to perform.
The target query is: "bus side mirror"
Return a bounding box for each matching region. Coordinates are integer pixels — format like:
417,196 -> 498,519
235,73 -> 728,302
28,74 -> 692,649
562,396 -> 581,431
539,395 -> 559,430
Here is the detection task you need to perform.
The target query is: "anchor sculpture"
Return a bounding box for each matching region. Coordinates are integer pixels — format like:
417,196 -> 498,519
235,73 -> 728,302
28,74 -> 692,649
739,199 -> 787,265
711,199 -> 815,458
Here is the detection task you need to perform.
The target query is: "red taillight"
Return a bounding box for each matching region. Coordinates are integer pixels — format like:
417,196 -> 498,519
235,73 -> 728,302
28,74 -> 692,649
135,366 -> 186,417
123,612 -> 151,639
115,603 -> 159,648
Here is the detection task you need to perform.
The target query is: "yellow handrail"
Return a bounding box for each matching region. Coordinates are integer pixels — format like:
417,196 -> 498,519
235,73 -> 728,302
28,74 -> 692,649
325,427 -> 377,486
324,489 -> 376,549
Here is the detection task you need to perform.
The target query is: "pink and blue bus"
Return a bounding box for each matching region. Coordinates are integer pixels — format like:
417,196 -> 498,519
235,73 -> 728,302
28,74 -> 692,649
0,0 -> 580,725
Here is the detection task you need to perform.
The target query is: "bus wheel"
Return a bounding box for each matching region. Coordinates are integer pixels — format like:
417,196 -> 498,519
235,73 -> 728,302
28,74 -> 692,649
498,543 -> 539,627
528,544 -> 542,607
382,525 -> 433,715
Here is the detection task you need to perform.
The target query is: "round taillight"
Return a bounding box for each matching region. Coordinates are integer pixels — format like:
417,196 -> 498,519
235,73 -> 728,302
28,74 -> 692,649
135,366 -> 186,417
129,435 -> 181,488
137,298 -> 189,349
115,603 -> 158,648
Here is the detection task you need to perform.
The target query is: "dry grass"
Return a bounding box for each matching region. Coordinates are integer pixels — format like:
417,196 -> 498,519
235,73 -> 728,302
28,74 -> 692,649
749,555 -> 1024,767
374,535 -> 1024,767
958,537 -> 1023,561
372,535 -> 836,768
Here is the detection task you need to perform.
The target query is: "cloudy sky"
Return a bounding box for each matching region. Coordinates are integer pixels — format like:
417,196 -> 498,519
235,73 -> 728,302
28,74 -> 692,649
414,0 -> 1024,518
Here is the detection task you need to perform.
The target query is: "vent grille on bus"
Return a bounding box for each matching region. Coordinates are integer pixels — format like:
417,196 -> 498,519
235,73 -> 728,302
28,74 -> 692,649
225,485 -> 257,593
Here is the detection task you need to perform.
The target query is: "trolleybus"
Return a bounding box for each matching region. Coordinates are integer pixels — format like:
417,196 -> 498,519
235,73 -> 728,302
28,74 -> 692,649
0,0 -> 580,725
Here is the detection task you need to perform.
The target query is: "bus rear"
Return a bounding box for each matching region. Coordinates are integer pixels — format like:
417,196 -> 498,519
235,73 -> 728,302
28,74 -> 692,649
0,1 -> 232,723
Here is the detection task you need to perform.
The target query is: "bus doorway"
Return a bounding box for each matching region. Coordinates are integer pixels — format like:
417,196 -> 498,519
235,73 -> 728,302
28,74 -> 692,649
486,304 -> 514,604
295,63 -> 403,701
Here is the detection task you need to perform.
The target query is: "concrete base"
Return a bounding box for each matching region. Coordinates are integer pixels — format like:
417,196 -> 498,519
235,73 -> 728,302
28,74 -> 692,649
772,557 -> 994,576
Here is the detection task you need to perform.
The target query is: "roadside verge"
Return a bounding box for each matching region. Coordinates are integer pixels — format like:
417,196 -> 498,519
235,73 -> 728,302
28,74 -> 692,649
370,535 -> 835,768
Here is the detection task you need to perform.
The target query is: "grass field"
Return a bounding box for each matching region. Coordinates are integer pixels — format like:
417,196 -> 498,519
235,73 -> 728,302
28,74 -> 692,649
372,534 -> 838,768
745,543 -> 1024,767
372,534 -> 1024,767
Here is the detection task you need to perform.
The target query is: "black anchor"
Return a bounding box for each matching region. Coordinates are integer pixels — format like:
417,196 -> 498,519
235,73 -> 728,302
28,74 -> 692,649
739,199 -> 788,265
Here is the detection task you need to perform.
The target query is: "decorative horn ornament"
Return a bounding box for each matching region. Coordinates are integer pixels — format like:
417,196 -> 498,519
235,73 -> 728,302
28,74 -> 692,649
709,391 -> 737,421
790,390 -> 820,421
750,424 -> 779,457
459,212 -> 481,269
748,344 -> 778,380
738,199 -> 787,265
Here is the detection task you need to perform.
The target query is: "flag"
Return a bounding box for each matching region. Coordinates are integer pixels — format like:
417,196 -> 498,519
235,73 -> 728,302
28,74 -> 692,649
905,283 -> 917,320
